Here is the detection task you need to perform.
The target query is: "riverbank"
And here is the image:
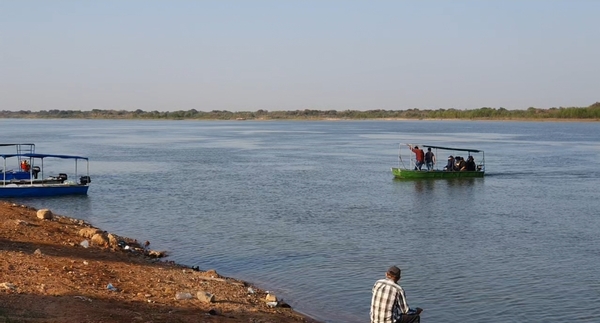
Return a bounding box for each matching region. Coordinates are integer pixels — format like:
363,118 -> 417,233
0,201 -> 321,323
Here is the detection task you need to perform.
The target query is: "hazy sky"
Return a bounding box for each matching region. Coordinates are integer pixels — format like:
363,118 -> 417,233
1,1 -> 598,112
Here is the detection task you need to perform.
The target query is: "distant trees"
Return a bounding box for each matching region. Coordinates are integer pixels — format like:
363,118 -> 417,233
0,103 -> 599,121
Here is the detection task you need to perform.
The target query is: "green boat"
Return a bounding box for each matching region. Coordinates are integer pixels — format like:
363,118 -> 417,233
391,144 -> 485,179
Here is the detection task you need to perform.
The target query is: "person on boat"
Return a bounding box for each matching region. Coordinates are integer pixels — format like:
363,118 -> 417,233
456,156 -> 467,171
407,144 -> 425,171
424,147 -> 435,171
444,155 -> 455,171
465,156 -> 476,171
20,160 -> 31,172
370,265 -> 423,323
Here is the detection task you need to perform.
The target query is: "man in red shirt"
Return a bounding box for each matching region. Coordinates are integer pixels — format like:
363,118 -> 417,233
408,144 -> 425,171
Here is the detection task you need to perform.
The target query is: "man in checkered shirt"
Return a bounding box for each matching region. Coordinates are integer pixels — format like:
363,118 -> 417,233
370,266 -> 423,323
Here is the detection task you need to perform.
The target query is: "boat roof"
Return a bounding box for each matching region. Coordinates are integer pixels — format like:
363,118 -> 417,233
0,153 -> 88,160
0,143 -> 35,147
422,145 -> 483,153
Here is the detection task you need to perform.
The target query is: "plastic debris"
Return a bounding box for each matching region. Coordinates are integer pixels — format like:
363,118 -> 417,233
248,287 -> 255,294
80,240 -> 89,248
106,283 -> 118,292
266,301 -> 278,308
175,292 -> 193,300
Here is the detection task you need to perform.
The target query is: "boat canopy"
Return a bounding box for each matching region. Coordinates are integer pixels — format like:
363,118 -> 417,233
0,143 -> 34,147
422,145 -> 483,153
0,153 -> 89,160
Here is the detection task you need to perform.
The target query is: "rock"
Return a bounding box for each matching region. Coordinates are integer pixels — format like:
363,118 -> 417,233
206,269 -> 219,278
33,248 -> 43,256
0,282 -> 16,290
91,233 -> 109,247
147,250 -> 166,258
36,209 -> 52,220
107,234 -> 120,248
78,228 -> 101,238
265,293 -> 277,302
196,291 -> 215,303
14,219 -> 29,226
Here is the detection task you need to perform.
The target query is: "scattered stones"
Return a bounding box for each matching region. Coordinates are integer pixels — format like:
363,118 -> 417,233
0,200 -> 315,323
78,228 -> 101,238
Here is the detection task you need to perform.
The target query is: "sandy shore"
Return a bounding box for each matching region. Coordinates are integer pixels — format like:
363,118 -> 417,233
0,201 -> 321,323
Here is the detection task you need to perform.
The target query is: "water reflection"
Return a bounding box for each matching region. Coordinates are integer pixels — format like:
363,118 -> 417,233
393,177 -> 481,191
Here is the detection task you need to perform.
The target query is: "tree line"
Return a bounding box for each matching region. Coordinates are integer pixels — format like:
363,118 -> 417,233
1,103 -> 599,121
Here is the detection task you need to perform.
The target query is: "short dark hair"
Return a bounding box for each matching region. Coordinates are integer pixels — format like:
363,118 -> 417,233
387,266 -> 401,278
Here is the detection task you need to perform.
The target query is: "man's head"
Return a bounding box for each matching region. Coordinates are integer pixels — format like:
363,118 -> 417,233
427,147 -> 431,152
414,146 -> 419,149
386,266 -> 401,282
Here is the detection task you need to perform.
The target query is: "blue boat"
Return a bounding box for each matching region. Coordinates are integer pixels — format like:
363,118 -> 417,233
0,153 -> 91,198
0,144 -> 38,180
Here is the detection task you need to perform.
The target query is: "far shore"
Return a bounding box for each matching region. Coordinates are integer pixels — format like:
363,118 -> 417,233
2,116 -> 599,122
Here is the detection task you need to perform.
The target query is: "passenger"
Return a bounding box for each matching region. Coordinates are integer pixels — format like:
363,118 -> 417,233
424,147 -> 435,171
407,144 -> 425,171
465,156 -> 476,171
370,265 -> 423,323
456,156 -> 466,171
20,160 -> 31,172
444,155 -> 455,171
456,157 -> 467,172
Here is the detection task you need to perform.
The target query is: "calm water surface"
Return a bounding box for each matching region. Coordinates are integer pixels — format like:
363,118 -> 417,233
2,119 -> 599,323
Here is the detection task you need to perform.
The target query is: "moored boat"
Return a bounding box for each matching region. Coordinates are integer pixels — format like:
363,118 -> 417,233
0,153 -> 91,197
391,144 -> 485,179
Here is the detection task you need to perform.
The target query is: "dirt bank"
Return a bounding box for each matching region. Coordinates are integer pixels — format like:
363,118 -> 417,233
0,201 -> 321,323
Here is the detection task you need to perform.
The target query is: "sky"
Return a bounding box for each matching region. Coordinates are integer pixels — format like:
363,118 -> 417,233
1,1 -> 598,112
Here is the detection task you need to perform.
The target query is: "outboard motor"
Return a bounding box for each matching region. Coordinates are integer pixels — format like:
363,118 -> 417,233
32,166 -> 41,179
57,173 -> 68,183
79,176 -> 91,185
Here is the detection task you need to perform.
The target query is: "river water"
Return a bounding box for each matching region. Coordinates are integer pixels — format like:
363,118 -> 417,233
2,119 -> 599,322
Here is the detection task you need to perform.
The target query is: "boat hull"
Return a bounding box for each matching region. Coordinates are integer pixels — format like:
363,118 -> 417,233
0,185 -> 89,198
1,171 -> 31,181
391,168 -> 484,179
